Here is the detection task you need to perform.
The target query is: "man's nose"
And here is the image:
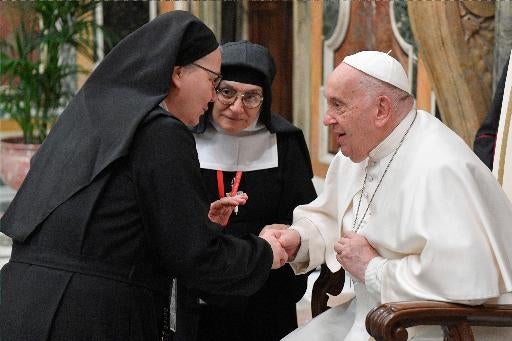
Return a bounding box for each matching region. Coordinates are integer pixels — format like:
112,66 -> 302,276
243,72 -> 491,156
323,112 -> 337,126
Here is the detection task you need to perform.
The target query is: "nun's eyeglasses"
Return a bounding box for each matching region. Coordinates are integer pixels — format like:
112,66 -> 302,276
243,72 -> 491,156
216,87 -> 264,109
192,63 -> 222,89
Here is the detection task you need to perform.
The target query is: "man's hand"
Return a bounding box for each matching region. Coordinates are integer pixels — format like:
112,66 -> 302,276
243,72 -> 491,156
260,225 -> 301,262
259,223 -> 289,235
259,228 -> 288,269
334,231 -> 378,282
208,193 -> 248,226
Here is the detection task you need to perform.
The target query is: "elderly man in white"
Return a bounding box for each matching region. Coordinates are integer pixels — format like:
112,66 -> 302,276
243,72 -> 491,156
268,51 -> 512,340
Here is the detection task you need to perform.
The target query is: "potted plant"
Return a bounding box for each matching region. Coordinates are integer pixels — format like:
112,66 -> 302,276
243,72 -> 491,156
0,0 -> 99,189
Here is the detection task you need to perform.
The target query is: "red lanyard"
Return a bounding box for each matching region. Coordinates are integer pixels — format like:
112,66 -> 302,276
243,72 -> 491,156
216,170 -> 242,199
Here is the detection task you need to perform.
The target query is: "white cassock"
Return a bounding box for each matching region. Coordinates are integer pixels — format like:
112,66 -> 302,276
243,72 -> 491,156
283,109 -> 512,341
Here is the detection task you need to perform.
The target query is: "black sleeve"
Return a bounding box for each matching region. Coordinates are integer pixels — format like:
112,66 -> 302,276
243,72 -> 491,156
130,116 -> 272,296
474,59 -> 509,170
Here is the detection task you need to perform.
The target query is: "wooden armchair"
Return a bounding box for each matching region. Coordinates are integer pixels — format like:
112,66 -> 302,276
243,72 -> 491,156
366,301 -> 512,341
311,264 -> 345,317
311,268 -> 512,340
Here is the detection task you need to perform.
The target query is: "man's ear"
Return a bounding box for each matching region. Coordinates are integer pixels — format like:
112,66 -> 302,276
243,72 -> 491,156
375,95 -> 392,128
171,66 -> 184,88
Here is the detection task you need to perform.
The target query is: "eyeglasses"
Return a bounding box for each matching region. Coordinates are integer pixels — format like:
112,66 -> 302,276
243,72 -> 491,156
192,63 -> 222,89
216,87 -> 264,109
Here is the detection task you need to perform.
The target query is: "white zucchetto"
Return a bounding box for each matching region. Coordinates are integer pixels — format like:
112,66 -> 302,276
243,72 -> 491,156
343,51 -> 411,94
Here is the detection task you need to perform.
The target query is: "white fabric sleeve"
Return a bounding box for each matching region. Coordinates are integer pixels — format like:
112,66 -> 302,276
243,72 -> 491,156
376,162 -> 512,304
363,257 -> 487,306
365,256 -> 387,301
286,154 -> 346,275
288,218 -> 326,274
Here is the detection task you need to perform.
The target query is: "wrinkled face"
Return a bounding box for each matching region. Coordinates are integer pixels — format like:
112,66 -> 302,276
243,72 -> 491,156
211,80 -> 263,134
172,48 -> 221,126
323,64 -> 377,163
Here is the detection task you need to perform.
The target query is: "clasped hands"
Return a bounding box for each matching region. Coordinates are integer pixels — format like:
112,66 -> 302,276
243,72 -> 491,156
208,197 -> 294,269
208,198 -> 378,275
260,226 -> 379,279
259,224 -> 300,269
334,231 -> 379,282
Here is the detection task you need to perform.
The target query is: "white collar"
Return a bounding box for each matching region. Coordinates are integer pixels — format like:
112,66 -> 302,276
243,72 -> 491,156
194,121 -> 278,172
368,107 -> 416,161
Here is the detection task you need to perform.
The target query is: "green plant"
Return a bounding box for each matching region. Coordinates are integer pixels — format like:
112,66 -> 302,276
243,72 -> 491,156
0,0 -> 99,144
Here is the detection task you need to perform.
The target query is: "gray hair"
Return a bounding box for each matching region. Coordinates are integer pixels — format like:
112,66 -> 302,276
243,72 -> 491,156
358,72 -> 413,114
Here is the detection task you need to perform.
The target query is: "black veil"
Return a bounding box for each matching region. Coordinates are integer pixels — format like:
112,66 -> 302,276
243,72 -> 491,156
1,11 -> 218,241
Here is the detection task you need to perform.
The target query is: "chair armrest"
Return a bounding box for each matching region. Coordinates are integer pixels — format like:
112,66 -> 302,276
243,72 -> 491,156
366,301 -> 512,341
310,264 -> 345,317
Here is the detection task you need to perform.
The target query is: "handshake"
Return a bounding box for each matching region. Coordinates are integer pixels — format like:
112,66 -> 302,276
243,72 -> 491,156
258,224 -> 301,269
208,196 -> 301,269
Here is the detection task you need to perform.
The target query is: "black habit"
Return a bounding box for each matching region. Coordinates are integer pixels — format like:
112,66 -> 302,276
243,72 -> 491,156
195,116 -> 317,341
0,12 -> 272,341
177,40 -> 317,341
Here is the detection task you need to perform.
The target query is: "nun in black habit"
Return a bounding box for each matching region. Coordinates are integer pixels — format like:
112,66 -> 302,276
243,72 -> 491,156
175,41 -> 317,341
0,11 -> 286,341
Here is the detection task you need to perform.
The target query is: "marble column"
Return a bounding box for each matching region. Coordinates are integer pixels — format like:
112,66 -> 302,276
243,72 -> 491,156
293,1 -> 312,145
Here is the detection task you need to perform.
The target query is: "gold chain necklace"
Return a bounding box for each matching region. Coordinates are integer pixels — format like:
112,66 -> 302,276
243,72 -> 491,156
352,111 -> 417,232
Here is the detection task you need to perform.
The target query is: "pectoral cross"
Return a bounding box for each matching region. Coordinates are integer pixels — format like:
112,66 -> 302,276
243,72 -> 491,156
229,172 -> 243,215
